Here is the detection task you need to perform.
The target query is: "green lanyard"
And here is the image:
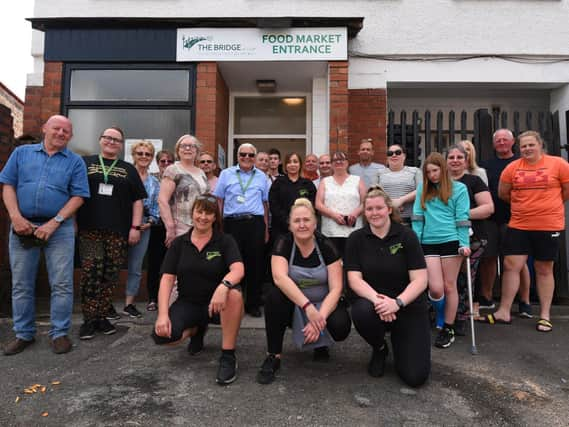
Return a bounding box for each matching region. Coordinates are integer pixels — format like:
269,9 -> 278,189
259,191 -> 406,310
98,155 -> 119,184
236,169 -> 255,195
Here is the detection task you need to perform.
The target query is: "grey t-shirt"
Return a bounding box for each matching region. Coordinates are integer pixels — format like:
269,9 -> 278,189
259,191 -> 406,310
349,162 -> 386,189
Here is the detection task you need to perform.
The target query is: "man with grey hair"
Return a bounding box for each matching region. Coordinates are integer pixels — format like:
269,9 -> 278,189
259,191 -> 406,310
349,138 -> 386,189
214,143 -> 269,317
479,129 -> 532,317
313,153 -> 332,189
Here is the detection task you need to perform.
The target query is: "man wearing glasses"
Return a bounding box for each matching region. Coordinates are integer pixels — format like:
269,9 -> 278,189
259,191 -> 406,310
1,115 -> 90,355
214,143 -> 269,317
349,138 -> 386,189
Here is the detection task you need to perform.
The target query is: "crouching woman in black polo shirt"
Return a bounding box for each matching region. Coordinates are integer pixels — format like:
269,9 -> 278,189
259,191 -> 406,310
152,194 -> 244,385
345,186 -> 430,387
256,198 -> 351,385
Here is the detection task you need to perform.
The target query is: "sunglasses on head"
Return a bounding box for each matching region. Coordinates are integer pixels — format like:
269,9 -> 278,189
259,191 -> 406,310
196,195 -> 217,204
239,152 -> 255,158
387,149 -> 403,156
135,151 -> 152,158
200,159 -> 213,164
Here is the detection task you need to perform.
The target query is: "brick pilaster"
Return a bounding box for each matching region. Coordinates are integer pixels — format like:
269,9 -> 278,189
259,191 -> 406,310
328,61 -> 349,154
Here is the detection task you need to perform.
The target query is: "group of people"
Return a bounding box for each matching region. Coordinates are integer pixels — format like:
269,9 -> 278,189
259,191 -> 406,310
2,114 -> 568,388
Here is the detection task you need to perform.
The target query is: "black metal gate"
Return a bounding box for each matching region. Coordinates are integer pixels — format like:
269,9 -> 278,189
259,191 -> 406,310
388,108 -> 562,165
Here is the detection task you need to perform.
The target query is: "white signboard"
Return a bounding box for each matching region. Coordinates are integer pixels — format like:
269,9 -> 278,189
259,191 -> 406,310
125,139 -> 163,174
177,27 -> 347,61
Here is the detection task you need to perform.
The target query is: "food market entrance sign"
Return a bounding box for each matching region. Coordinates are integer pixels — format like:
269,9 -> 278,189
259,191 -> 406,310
177,27 -> 347,61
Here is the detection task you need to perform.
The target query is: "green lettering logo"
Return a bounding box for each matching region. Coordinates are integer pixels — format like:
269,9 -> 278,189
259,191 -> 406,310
183,36 -> 207,50
206,251 -> 221,261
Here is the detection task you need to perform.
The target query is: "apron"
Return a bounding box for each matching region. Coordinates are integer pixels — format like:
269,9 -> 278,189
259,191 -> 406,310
289,239 -> 334,350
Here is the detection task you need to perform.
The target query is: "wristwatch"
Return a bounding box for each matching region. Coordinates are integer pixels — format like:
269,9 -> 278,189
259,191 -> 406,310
395,297 -> 405,309
221,279 -> 236,289
54,215 -> 65,224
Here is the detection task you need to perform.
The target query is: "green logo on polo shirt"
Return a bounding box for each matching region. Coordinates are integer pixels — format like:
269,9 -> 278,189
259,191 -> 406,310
206,251 -> 221,261
389,243 -> 403,255
299,189 -> 309,197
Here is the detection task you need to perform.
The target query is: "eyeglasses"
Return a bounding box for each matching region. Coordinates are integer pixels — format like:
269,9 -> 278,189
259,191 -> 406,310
196,195 -> 217,203
159,159 -> 173,165
239,152 -> 255,158
332,158 -> 346,163
135,152 -> 152,158
180,143 -> 198,151
200,159 -> 213,164
387,149 -> 403,157
100,135 -> 123,144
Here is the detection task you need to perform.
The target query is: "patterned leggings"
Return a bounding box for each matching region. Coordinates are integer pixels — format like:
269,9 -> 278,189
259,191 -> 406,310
79,230 -> 127,321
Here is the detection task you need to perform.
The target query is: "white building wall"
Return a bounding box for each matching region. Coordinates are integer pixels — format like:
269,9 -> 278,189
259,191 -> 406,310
34,0 -> 569,55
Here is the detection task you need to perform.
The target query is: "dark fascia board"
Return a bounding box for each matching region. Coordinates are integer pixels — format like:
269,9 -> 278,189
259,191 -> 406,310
28,16 -> 364,38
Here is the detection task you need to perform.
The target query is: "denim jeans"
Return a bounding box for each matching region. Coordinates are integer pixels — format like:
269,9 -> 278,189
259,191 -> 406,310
126,228 -> 151,297
9,220 -> 75,340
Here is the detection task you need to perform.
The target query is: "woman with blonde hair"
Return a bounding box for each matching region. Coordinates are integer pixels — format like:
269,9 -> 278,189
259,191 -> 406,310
257,198 -> 351,384
459,140 -> 488,185
412,152 -> 470,349
346,186 -> 429,386
123,140 -> 161,317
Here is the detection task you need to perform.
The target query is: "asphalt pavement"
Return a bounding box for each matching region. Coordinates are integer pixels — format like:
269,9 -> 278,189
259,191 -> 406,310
1,303 -> 568,426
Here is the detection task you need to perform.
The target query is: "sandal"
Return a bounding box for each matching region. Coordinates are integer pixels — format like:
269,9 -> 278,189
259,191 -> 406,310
476,313 -> 511,325
536,318 -> 553,333
146,301 -> 157,312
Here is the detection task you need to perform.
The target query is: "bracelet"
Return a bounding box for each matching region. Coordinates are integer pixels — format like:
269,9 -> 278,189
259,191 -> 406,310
301,301 -> 311,311
221,279 -> 235,289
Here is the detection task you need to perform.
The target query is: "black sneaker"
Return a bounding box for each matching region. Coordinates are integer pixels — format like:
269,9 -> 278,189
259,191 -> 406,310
79,321 -> 97,340
454,319 -> 467,336
187,324 -> 208,355
256,354 -> 281,385
216,352 -> 237,385
518,302 -> 533,319
97,318 -> 117,335
313,346 -> 330,362
435,326 -> 455,349
478,296 -> 496,310
123,304 -> 142,318
106,306 -> 121,320
368,343 -> 388,377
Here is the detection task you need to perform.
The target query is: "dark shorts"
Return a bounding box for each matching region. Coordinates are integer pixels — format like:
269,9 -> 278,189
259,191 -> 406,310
502,227 -> 562,261
482,221 -> 508,258
152,299 -> 220,345
422,241 -> 459,258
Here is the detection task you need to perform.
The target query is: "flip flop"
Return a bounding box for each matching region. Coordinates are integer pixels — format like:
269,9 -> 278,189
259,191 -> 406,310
536,318 -> 553,333
476,313 -> 512,325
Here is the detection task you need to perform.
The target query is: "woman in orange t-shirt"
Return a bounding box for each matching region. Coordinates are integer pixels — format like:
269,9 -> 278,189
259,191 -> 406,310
485,131 -> 569,332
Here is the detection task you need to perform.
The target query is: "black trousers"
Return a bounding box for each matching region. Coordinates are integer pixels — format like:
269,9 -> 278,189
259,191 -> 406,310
264,285 -> 351,354
151,299 -> 209,344
351,298 -> 431,388
146,223 -> 167,303
224,216 -> 265,309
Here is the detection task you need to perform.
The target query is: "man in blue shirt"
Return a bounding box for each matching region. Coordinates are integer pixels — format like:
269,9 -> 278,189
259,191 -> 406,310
214,143 -> 269,317
0,115 -> 90,355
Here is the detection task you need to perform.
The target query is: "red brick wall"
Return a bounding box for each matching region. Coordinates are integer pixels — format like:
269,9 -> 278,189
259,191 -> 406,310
0,105 -> 15,314
195,62 -> 229,164
348,89 -> 388,164
329,61 -> 349,155
23,62 -> 63,138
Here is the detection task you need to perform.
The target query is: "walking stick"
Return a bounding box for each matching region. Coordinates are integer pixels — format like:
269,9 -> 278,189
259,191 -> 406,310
465,256 -> 478,355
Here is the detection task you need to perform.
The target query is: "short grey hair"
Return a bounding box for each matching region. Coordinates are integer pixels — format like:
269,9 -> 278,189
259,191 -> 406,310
238,143 -> 257,155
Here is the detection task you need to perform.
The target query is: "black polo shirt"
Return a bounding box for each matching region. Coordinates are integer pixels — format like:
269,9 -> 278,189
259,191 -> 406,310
344,222 -> 427,308
161,229 -> 242,305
